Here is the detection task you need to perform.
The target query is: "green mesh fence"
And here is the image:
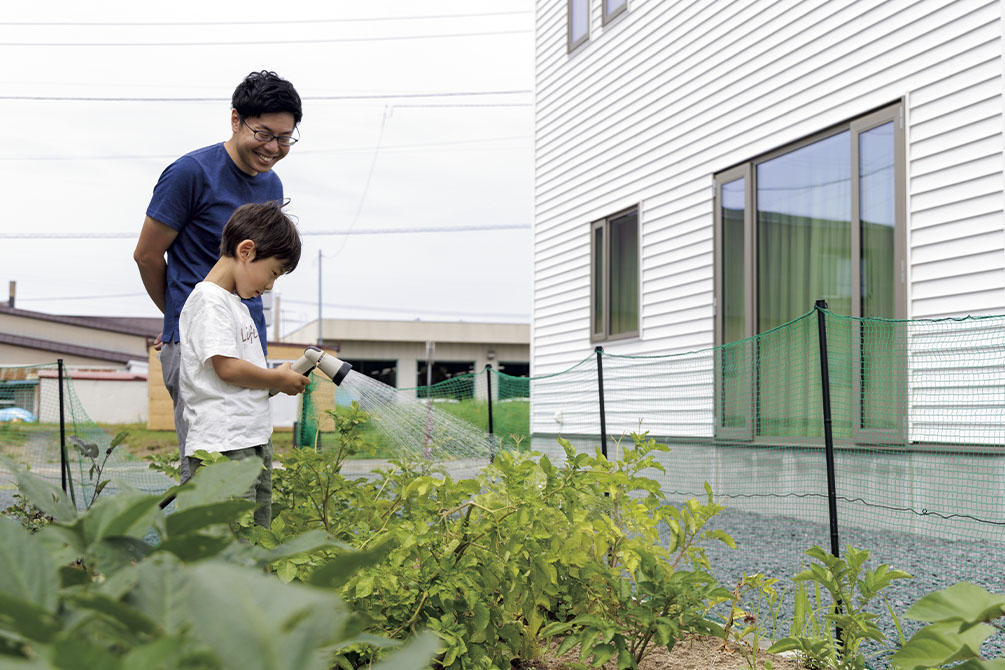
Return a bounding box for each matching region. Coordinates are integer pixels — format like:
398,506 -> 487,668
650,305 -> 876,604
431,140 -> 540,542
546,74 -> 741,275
524,306 -> 1005,660
0,363 -> 175,511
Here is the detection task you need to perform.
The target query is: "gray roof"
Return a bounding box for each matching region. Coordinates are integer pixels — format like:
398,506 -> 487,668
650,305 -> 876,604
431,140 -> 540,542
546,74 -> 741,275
0,303 -> 161,338
0,332 -> 137,364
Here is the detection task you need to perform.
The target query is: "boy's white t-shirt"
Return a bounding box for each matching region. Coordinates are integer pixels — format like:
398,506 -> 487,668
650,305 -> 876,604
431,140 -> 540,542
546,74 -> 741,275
179,281 -> 272,455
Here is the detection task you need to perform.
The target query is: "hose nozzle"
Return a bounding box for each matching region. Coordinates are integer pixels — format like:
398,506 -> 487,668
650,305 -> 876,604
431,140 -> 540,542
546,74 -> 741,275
291,346 -> 352,386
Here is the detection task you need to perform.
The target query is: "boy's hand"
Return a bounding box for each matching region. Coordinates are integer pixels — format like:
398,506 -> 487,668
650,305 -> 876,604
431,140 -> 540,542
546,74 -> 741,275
273,362 -> 310,396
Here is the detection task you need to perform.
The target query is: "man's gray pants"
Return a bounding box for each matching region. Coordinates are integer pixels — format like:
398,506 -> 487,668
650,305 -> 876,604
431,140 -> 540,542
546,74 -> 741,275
160,342 -> 192,483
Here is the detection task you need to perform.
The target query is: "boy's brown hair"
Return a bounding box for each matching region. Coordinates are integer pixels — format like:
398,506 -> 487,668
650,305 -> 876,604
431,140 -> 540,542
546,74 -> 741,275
220,201 -> 302,273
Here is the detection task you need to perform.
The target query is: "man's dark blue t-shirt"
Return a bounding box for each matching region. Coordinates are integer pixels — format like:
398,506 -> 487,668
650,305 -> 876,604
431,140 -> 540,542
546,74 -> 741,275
146,143 -> 282,355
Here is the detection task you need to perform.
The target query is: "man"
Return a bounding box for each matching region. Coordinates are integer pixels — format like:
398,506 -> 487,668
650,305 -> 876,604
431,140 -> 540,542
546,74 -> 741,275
134,70 -> 302,482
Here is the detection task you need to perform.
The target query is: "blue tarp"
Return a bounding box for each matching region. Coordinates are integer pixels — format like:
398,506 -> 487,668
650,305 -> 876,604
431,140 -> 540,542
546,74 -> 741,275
0,407 -> 37,422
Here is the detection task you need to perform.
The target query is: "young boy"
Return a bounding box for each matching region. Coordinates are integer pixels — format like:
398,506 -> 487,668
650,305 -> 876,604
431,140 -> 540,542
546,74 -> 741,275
178,201 -> 309,527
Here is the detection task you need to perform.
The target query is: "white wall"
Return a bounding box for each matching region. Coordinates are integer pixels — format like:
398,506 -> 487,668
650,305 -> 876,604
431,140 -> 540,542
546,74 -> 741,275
533,0 -> 1005,437
39,377 -> 147,424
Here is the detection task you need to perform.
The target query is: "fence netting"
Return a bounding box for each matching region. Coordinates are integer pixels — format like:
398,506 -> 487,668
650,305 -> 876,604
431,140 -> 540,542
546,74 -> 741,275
0,363 -> 175,511
297,307 -> 1005,658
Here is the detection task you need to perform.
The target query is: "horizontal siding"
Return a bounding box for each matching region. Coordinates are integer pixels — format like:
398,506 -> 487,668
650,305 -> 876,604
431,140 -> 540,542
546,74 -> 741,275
533,0 -> 1005,435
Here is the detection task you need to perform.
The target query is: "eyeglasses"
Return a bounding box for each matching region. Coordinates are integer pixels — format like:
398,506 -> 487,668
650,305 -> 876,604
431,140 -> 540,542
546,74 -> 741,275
241,119 -> 299,147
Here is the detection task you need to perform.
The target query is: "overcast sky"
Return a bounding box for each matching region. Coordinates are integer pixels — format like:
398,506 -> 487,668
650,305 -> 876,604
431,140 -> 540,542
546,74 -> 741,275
0,0 -> 534,337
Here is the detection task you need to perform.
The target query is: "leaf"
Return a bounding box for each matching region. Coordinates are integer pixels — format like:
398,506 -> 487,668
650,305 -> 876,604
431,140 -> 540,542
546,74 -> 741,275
63,591 -> 158,636
185,561 -> 350,670
905,582 -> 1005,625
121,554 -> 190,635
83,492 -> 163,543
369,631 -> 439,670
52,637 -> 121,670
155,533 -> 233,562
173,459 -> 264,511
257,530 -> 349,568
0,456 -> 77,523
165,499 -> 257,537
0,517 -> 58,613
766,637 -> 802,654
556,633 -> 580,657
308,539 -> 398,591
890,621 -> 991,670
591,644 -> 617,666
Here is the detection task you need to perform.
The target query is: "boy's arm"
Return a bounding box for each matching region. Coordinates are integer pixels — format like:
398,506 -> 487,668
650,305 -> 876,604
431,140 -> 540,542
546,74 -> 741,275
211,357 -> 309,396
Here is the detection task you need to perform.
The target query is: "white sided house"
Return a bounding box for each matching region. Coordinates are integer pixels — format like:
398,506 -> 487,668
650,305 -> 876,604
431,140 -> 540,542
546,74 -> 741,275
532,0 -> 1005,444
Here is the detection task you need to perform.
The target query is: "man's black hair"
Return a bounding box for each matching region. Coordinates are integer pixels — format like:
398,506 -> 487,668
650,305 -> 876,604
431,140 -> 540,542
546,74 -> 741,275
220,201 -> 302,274
232,70 -> 303,125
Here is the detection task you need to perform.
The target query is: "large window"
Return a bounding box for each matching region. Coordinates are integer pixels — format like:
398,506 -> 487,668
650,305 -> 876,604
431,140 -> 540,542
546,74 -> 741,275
568,0 -> 589,52
591,206 -> 640,341
713,103 -> 905,440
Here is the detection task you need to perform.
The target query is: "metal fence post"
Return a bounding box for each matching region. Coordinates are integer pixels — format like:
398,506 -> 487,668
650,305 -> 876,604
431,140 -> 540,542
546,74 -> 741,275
815,300 -> 841,558
57,360 -> 76,507
58,359 -> 67,494
485,364 -> 496,463
595,346 -> 608,459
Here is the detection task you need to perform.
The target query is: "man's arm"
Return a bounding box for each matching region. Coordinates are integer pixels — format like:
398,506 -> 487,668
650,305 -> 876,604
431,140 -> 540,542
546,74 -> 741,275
211,357 -> 309,396
133,216 -> 178,314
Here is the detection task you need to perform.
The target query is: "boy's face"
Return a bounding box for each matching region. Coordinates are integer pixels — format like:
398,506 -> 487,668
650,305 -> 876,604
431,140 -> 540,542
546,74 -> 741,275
229,110 -> 296,176
235,251 -> 287,300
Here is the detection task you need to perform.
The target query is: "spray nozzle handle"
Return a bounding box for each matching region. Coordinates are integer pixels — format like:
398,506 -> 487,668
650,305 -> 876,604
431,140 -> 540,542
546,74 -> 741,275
290,346 -> 352,386
290,345 -> 323,376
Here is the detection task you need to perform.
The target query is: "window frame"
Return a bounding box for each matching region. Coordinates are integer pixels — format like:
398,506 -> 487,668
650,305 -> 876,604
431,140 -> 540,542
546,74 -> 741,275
590,205 -> 641,343
712,102 -> 906,444
602,0 -> 628,25
568,0 -> 590,53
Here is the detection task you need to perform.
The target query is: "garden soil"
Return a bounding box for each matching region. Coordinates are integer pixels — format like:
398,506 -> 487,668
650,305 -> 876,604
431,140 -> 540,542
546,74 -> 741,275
527,635 -> 805,670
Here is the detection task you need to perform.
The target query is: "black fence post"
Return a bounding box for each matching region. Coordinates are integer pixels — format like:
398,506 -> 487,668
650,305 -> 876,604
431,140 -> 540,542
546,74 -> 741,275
595,346 -> 608,460
814,300 -> 841,559
57,360 -> 76,508
58,359 -> 67,494
485,364 -> 496,463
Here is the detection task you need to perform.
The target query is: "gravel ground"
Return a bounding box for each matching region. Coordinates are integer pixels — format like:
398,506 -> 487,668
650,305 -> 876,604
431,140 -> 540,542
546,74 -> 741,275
683,504 -> 1005,667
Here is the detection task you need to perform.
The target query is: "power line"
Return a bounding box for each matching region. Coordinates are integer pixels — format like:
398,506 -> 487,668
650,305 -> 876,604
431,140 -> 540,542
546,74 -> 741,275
1,135 -> 532,161
0,224 -> 532,240
16,292 -> 148,302
0,89 -> 531,102
0,28 -> 531,47
281,298 -> 528,320
0,10 -> 533,27
16,292 -> 528,320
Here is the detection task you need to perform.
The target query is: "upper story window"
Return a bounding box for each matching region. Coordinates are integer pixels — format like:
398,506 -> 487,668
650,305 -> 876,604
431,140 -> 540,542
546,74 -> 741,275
603,0 -> 627,24
568,0 -> 589,52
591,206 -> 640,342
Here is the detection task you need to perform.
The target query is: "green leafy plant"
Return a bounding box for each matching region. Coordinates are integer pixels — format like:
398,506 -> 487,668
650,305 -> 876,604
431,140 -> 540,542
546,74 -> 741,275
768,545 -> 911,670
2,491 -> 52,533
0,454 -> 437,670
263,428 -> 738,670
890,582 -> 1005,670
68,429 -> 128,506
715,573 -> 781,670
144,451 -> 181,481
540,434 -> 734,669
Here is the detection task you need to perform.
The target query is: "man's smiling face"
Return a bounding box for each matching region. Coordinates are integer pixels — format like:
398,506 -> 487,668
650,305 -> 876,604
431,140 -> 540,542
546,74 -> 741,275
228,110 -> 296,176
